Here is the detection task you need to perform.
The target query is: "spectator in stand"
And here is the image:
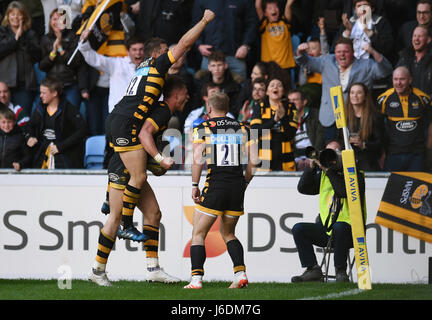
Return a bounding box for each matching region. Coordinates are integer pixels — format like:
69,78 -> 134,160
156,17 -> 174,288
39,8 -> 88,110
191,0 -> 258,81
295,37 -> 393,142
25,78 -> 87,169
0,1 -> 42,117
0,106 -> 32,170
79,33 -> 145,113
194,50 -> 242,116
339,82 -> 385,171
397,25 -> 432,97
255,0 -> 296,90
0,81 -> 29,128
233,61 -> 268,117
339,0 -> 394,62
250,77 -> 298,171
377,66 -> 432,172
397,0 -> 432,54
238,77 -> 267,127
288,88 -> 324,171
298,17 -> 330,86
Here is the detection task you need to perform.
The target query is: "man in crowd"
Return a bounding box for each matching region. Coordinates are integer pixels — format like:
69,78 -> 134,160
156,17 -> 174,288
295,37 -> 393,142
377,66 -> 432,171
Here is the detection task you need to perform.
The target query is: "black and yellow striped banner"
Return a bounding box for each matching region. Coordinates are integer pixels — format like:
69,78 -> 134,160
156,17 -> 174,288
375,172 -> 432,243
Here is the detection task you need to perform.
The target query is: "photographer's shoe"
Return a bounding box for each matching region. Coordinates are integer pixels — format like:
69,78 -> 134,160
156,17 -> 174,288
291,265 -> 324,283
335,269 -> 350,282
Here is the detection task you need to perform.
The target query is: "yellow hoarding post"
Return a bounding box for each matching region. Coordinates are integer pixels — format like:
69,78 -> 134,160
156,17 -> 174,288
330,86 -> 372,290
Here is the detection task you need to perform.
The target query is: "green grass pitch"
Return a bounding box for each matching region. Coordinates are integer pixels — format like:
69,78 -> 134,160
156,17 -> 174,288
0,279 -> 431,300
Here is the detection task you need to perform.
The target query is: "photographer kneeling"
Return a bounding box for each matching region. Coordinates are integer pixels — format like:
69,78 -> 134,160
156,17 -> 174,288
291,140 -> 366,282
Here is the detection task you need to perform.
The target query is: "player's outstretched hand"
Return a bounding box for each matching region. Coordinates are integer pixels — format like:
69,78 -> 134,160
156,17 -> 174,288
203,10 -> 215,24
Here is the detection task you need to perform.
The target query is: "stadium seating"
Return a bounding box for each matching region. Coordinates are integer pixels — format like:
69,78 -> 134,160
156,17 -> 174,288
84,135 -> 106,169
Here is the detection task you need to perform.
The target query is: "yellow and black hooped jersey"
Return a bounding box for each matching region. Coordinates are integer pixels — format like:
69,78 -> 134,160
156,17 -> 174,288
111,51 -> 176,121
377,87 -> 432,155
250,98 -> 298,171
193,117 -> 253,185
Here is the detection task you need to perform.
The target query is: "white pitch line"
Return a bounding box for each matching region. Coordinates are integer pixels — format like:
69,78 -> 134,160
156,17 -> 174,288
298,288 -> 363,300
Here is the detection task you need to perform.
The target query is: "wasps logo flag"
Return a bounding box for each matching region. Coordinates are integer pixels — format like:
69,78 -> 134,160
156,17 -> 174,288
375,172 -> 432,243
76,0 -> 127,57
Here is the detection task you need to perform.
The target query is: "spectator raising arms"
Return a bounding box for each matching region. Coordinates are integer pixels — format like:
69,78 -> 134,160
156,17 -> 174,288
0,1 -> 42,116
339,0 -> 394,62
256,0 -> 296,90
295,37 -> 392,142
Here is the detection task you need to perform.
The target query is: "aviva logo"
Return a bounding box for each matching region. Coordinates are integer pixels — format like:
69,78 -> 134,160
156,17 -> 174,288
333,95 -> 339,109
347,167 -> 356,175
182,206 -> 227,258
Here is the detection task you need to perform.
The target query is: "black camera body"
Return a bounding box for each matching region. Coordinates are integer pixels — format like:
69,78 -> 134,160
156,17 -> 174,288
305,146 -> 343,171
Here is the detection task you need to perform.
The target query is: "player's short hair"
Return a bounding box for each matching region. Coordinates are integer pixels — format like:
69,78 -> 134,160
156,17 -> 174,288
40,77 -> 63,96
208,92 -> 229,112
0,106 -> 16,121
143,37 -> 167,58
163,75 -> 186,98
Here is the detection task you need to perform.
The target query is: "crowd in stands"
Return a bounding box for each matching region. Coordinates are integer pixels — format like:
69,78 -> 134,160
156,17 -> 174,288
0,0 -> 431,172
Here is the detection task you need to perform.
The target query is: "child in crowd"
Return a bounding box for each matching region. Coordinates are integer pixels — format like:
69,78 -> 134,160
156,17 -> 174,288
0,107 -> 32,170
256,0 -> 295,90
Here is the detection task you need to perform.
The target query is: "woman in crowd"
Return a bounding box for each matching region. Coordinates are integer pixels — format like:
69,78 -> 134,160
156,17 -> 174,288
0,1 -> 41,116
341,82 -> 385,171
250,77 -> 298,171
39,7 -> 88,109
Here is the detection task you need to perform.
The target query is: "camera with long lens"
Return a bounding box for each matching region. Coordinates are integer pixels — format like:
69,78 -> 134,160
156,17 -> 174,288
305,146 -> 343,171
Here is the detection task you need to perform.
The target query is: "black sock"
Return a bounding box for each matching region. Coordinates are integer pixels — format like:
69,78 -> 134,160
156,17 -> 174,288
227,239 -> 246,273
190,245 -> 206,276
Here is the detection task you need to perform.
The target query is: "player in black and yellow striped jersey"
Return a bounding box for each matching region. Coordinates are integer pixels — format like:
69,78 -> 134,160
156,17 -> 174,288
250,78 -> 298,171
104,10 -> 215,243
184,92 -> 257,289
89,75 -> 189,286
377,66 -> 432,171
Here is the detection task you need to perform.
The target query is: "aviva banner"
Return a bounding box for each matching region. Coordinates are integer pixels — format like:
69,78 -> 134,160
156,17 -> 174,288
376,172 -> 432,243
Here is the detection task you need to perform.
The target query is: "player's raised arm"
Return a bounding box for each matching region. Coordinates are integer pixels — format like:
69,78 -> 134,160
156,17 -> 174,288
170,9 -> 215,62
